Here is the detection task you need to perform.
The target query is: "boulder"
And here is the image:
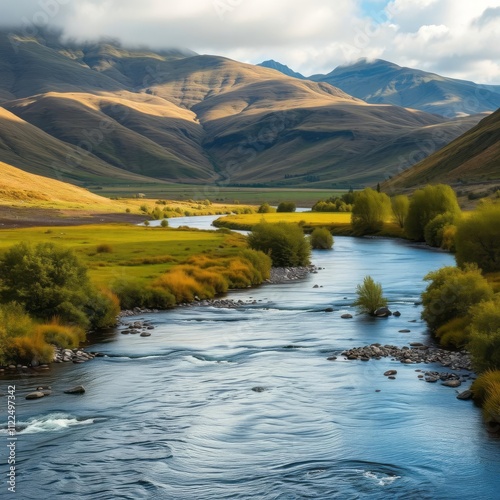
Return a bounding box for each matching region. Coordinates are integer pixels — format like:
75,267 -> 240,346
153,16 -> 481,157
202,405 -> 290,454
384,370 -> 398,376
457,390 -> 473,400
26,391 -> 45,400
251,387 -> 266,393
64,385 -> 86,395
399,329 -> 411,333
374,307 -> 392,317
327,356 -> 337,361
324,307 -> 334,313
140,332 -> 151,337
393,311 -> 401,317
442,380 -> 462,388
341,313 -> 353,319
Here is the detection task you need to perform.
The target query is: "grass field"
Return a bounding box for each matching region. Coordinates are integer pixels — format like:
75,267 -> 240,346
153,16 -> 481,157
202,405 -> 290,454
0,224 -> 246,287
213,211 -> 404,237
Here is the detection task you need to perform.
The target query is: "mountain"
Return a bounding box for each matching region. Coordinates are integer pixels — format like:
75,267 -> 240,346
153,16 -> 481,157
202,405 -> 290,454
382,108 -> 500,190
0,30 -> 486,188
258,60 -> 305,79
310,59 -> 500,118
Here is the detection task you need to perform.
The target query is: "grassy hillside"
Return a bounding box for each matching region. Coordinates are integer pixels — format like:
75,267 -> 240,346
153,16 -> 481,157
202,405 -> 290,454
383,108 -> 500,191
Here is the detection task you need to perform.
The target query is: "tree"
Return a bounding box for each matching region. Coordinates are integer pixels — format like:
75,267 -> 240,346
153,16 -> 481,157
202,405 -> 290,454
353,276 -> 388,315
421,264 -> 494,332
455,202 -> 500,273
160,219 -> 169,228
405,184 -> 461,241
391,195 -> 410,228
0,243 -> 116,329
276,201 -> 296,213
247,221 -> 310,266
310,228 -> 334,249
351,188 -> 391,234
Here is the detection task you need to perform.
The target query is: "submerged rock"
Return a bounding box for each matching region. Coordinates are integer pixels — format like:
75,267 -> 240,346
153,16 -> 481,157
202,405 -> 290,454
26,391 -> 45,400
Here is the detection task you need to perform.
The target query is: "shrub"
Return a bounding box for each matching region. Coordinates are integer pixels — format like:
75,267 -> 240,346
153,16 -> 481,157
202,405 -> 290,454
391,195 -> 410,228
36,320 -> 85,349
276,201 -> 296,213
455,203 -> 500,273
258,203 -> 274,213
310,228 -> 334,249
351,188 -> 391,235
153,269 -> 207,303
112,280 -> 175,310
96,243 -> 113,254
472,370 -> 500,424
140,204 -> 148,213
421,264 -> 494,332
435,316 -> 471,348
0,242 -> 102,328
423,212 -> 459,248
405,184 -> 461,241
468,296 -> 500,372
353,276 -> 388,315
248,221 -> 311,267
161,219 -> 169,228
8,332 -> 54,365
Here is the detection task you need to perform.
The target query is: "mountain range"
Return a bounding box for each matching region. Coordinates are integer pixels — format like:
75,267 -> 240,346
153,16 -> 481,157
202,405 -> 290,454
0,29 -> 494,190
260,58 -> 500,118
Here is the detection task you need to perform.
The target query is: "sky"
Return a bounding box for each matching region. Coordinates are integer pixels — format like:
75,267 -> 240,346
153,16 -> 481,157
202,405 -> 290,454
2,0 -> 500,83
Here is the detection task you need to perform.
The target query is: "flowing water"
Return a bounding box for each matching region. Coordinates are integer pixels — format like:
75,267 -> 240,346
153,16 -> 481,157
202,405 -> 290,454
1,216 -> 499,499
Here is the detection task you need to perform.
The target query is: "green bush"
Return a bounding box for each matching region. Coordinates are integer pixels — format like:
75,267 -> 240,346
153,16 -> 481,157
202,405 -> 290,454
468,296 -> 500,372
455,203 -> 500,273
276,201 -> 296,213
310,228 -> 334,249
353,276 -> 388,315
0,242 -> 117,329
435,316 -> 471,348
424,212 -> 459,249
421,264 -> 494,332
405,184 -> 461,241
161,219 -> 169,228
351,188 -> 391,235
96,243 -> 113,253
247,221 -> 310,267
258,203 -> 274,213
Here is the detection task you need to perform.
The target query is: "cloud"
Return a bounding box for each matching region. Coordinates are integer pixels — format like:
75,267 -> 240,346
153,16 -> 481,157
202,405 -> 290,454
1,0 -> 500,83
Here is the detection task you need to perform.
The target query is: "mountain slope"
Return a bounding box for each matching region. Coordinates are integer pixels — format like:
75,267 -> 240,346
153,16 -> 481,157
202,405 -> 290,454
258,60 -> 306,79
382,108 -> 500,190
311,59 -> 500,118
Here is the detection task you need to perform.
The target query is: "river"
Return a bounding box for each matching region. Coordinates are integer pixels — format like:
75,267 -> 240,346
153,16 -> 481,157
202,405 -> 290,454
1,215 -> 499,499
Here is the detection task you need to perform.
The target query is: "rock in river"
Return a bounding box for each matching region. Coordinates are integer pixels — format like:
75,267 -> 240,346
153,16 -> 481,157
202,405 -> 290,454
26,391 -> 45,400
64,385 -> 86,395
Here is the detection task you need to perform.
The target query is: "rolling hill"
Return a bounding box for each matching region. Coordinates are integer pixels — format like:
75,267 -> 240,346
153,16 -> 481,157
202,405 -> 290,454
0,29 -> 490,188
382,108 -> 500,191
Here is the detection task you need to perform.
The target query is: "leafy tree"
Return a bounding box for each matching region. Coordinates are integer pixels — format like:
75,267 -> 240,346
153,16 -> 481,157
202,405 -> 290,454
276,201 -> 296,213
421,264 -> 493,332
310,228 -> 334,249
468,296 -> 500,372
405,184 -> 461,241
161,219 -> 169,228
455,202 -> 500,273
0,243 -> 116,329
353,276 -> 388,315
247,221 -> 310,266
391,195 -> 410,228
351,188 -> 391,234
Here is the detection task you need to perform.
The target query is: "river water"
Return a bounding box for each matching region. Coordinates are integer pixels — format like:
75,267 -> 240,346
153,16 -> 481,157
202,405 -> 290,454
1,216 -> 499,499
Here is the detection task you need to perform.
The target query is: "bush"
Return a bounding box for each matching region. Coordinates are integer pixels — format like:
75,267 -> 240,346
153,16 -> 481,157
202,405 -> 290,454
161,219 -> 169,228
421,264 -> 494,332
455,203 -> 500,273
424,212 -> 459,249
248,221 -> 311,267
471,370 -> 500,425
353,276 -> 388,315
276,201 -> 296,213
36,320 -> 85,349
112,280 -> 175,310
310,228 -> 334,249
468,296 -> 500,372
351,188 -> 391,235
391,195 -> 410,228
405,184 -> 461,241
96,243 -> 113,253
435,316 -> 471,348
258,203 -> 274,213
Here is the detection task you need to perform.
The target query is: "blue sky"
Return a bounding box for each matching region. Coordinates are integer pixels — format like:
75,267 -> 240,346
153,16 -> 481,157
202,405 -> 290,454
2,0 -> 500,83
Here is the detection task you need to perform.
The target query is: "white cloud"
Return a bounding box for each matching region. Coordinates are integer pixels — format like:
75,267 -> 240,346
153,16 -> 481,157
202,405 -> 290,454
1,0 -> 499,83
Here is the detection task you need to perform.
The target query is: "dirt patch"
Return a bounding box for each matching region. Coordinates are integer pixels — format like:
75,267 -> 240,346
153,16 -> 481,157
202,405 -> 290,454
0,206 -> 145,229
